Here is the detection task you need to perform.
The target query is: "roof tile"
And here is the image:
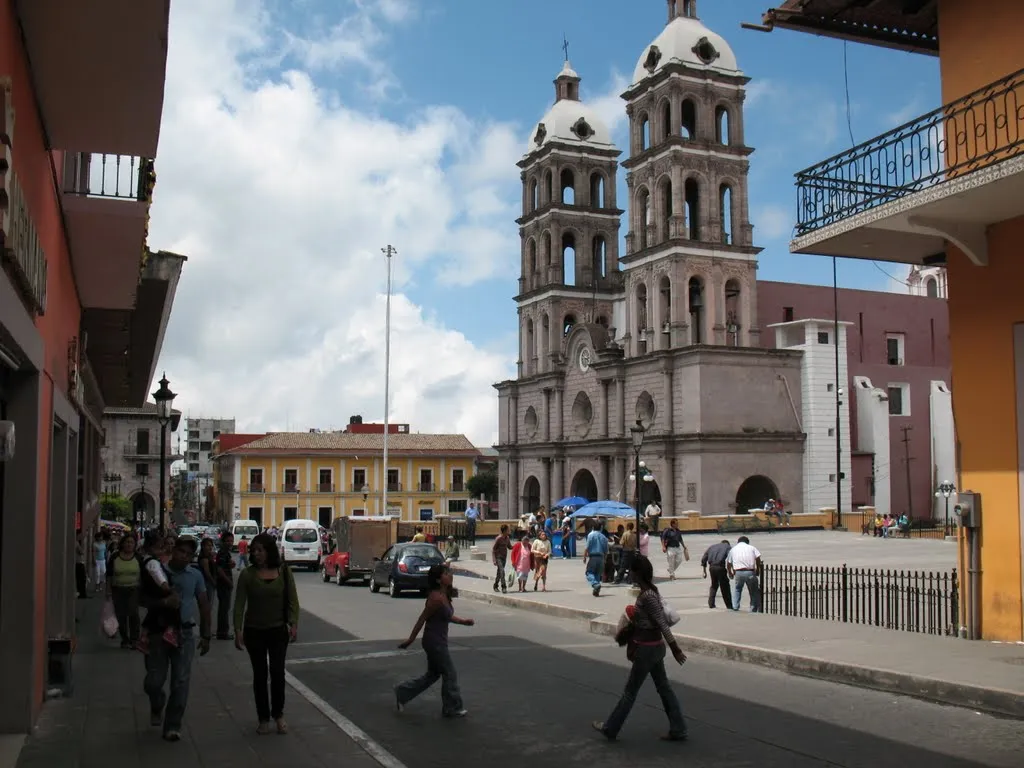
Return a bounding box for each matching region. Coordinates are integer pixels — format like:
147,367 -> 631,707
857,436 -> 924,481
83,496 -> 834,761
221,432 -> 479,455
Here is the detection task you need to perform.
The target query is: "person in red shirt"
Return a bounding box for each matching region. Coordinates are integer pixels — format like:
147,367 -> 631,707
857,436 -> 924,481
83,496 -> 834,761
237,536 -> 250,570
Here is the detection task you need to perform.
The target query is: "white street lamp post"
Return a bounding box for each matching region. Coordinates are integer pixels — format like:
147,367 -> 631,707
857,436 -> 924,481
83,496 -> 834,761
382,246 -> 395,519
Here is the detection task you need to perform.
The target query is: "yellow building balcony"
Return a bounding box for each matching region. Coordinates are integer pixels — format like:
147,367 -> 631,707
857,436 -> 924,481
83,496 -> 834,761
789,66 -> 1024,267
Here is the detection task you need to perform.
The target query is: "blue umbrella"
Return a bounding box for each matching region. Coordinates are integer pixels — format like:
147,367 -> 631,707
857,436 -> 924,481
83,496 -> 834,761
553,496 -> 589,509
569,500 -> 636,519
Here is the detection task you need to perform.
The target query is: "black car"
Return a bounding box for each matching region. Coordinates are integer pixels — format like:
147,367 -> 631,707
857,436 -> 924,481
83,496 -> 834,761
368,542 -> 445,598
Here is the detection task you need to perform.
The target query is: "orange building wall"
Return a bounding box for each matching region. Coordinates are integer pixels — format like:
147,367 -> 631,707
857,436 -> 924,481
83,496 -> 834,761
1,0 -> 83,719
938,0 -> 1024,641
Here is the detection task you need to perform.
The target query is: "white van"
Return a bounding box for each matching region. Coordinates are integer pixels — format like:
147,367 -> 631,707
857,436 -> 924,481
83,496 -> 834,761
230,519 -> 261,551
281,519 -> 322,570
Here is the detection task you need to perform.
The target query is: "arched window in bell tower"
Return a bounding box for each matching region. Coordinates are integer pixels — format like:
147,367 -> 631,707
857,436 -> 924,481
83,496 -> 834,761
590,172 -> 605,208
562,232 -> 577,286
560,168 -> 576,205
685,179 -> 701,241
659,276 -> 672,337
526,319 -> 536,373
926,277 -> 938,297
683,0 -> 697,18
541,231 -> 552,275
681,99 -> 697,140
593,235 -> 608,279
636,283 -> 649,351
715,106 -> 731,145
688,277 -> 705,344
720,184 -> 734,245
541,314 -> 550,363
636,188 -> 651,250
544,169 -> 554,205
529,178 -> 539,211
725,279 -> 741,346
563,314 -> 577,336
527,238 -> 538,287
659,177 -> 673,242
639,114 -> 651,152
661,101 -> 672,142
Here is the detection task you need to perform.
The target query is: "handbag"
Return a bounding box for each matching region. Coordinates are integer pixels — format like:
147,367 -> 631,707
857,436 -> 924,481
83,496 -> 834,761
661,596 -> 681,626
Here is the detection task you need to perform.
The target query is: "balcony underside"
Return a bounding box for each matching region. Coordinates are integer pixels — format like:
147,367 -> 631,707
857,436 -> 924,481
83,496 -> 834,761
791,156 -> 1024,265
15,0 -> 169,156
64,195 -> 148,309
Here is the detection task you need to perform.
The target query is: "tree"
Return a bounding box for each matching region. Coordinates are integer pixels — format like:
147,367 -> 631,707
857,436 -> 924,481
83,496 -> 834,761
466,469 -> 498,501
99,492 -> 131,522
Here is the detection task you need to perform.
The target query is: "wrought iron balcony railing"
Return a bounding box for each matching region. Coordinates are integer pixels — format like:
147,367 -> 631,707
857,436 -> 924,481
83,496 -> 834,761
795,66 -> 1024,236
317,483 -> 335,493
247,483 -> 264,493
63,152 -> 155,202
282,483 -> 300,493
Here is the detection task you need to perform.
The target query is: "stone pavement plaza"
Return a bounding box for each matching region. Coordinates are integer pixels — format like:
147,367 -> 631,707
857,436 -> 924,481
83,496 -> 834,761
451,529 -> 1024,717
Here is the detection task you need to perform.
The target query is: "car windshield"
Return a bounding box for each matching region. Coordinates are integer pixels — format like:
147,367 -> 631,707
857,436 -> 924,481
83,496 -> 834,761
285,529 -> 319,544
236,525 -> 259,535
401,545 -> 442,560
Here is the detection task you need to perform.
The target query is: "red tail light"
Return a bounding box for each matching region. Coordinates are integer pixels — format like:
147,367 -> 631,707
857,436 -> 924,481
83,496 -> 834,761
398,562 -> 409,573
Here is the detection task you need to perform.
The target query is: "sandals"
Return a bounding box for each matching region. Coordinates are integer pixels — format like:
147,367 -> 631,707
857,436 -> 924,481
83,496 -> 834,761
275,718 -> 289,735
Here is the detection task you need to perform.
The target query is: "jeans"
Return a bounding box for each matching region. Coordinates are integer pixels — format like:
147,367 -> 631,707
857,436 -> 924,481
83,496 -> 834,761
733,570 -> 762,612
395,643 -> 463,715
237,553 -> 248,569
466,519 -> 477,545
493,557 -> 507,591
585,555 -> 605,588
111,586 -> 140,643
708,566 -> 732,609
245,626 -> 289,721
144,629 -> 197,733
560,536 -> 571,559
216,582 -> 233,637
602,643 -> 686,739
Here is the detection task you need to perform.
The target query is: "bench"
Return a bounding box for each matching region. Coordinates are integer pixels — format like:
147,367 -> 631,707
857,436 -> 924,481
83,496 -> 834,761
717,514 -> 777,534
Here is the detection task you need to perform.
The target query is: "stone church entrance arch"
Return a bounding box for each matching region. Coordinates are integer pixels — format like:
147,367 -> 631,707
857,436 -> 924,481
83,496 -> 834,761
570,469 -> 598,503
638,477 -> 661,510
522,476 -> 541,516
735,475 -> 779,514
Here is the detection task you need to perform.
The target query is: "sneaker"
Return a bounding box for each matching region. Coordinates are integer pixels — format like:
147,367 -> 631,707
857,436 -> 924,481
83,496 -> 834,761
256,721 -> 272,735
592,585 -> 601,597
275,718 -> 288,735
592,721 -> 614,741
162,730 -> 181,742
443,709 -> 468,718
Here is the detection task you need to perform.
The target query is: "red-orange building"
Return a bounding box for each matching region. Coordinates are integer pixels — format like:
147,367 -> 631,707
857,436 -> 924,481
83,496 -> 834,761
760,0 -> 1024,641
0,0 -> 178,731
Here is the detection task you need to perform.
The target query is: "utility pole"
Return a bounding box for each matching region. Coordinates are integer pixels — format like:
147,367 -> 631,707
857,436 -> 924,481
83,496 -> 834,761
381,245 -> 395,519
900,425 -> 914,519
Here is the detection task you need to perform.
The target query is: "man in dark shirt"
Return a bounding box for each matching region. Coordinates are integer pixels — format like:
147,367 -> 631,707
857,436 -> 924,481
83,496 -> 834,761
701,539 -> 733,609
492,525 -> 511,593
214,533 -> 235,640
660,520 -> 686,580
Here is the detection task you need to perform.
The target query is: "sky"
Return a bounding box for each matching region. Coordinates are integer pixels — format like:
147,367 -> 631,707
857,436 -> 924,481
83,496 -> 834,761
148,0 -> 941,446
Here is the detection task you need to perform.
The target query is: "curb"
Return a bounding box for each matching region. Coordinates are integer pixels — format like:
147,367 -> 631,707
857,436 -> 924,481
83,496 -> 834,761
458,587 -> 1024,720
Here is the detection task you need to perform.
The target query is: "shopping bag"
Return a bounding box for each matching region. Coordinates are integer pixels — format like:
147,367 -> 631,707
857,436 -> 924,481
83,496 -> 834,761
683,544 -> 691,562
661,596 -> 681,626
100,599 -> 119,639
614,605 -> 636,647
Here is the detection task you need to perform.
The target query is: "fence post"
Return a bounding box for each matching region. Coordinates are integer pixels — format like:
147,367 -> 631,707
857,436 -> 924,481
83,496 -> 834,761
841,563 -> 849,623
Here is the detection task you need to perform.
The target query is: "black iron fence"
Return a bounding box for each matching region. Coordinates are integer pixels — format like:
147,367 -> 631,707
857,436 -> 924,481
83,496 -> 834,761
762,563 -> 959,637
438,517 -> 472,548
795,66 -> 1024,235
63,152 -> 155,201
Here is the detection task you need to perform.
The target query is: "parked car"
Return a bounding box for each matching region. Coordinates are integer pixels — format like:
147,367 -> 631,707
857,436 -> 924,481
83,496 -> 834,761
368,542 -> 445,598
280,519 -> 322,571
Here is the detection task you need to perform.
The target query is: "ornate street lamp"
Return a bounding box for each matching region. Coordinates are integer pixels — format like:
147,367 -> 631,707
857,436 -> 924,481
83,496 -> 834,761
936,480 -> 956,537
152,373 -> 177,532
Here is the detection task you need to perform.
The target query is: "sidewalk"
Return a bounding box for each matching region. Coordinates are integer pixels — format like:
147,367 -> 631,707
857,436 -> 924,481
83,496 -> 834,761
451,543 -> 1024,719
11,598 -> 382,768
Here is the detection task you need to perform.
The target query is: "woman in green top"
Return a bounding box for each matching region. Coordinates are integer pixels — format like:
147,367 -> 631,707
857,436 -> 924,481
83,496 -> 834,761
233,533 -> 299,735
106,533 -> 142,648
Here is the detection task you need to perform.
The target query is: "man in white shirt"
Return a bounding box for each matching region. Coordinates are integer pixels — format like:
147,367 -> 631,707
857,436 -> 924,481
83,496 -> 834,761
726,536 -> 762,613
644,501 -> 662,533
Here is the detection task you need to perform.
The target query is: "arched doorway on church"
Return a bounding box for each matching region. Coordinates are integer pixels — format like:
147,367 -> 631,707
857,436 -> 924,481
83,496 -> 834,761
637,477 -> 661,511
129,491 -> 156,525
735,475 -> 779,514
570,469 -> 598,503
522,476 -> 541,515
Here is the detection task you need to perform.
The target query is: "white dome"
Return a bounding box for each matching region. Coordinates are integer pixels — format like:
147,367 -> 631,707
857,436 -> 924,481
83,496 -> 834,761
525,99 -> 615,156
632,16 -> 740,84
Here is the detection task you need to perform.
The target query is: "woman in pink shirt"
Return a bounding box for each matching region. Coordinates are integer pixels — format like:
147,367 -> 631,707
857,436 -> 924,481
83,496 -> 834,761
638,523 -> 651,558
510,535 -> 533,593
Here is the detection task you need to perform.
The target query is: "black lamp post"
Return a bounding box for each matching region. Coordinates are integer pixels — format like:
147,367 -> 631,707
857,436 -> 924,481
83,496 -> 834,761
629,418 -> 647,554
153,374 -> 177,532
936,480 -> 956,537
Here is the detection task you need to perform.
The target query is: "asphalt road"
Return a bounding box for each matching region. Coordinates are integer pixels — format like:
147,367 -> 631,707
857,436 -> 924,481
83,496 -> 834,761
287,570 -> 1023,768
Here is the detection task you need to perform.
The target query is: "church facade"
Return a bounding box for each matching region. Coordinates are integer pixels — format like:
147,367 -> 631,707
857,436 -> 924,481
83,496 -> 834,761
494,1 -> 808,519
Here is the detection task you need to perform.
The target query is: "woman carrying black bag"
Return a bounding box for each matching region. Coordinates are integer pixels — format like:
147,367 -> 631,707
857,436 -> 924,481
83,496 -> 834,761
233,533 -> 300,735
594,554 -> 687,742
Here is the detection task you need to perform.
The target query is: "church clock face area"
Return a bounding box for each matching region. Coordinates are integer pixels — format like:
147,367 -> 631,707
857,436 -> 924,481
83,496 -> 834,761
578,346 -> 592,373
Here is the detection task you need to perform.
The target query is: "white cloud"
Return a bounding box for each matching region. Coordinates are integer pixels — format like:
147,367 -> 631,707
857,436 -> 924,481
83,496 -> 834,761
752,204 -> 793,241
149,0 -> 517,444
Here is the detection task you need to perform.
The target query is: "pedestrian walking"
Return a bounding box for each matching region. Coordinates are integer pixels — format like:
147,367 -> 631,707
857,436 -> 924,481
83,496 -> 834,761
511,533 -> 532,592
727,536 -> 762,613
214,532 -> 235,640
395,564 -> 472,718
615,523 -> 637,584
93,531 -> 108,592
492,524 -> 512,593
584,518 -> 609,597
196,538 -> 216,602
75,533 -> 89,598
701,539 -> 733,609
143,536 -> 211,742
660,519 -> 688,580
465,503 -> 479,545
593,555 -> 687,742
107,533 -> 143,648
237,535 -> 250,570
234,533 -> 300,735
531,530 -> 551,591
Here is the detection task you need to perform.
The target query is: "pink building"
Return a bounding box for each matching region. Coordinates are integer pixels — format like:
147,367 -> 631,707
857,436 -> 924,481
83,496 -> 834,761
758,280 -> 952,523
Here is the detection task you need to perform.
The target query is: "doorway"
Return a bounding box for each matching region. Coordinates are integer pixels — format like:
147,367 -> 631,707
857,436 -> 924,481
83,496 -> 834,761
318,506 -> 332,529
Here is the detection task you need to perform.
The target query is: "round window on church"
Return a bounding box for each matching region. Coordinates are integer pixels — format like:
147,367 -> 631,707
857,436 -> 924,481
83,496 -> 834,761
692,37 -> 720,65
524,406 -> 539,438
636,391 -> 656,428
571,118 -> 594,141
571,392 -> 594,436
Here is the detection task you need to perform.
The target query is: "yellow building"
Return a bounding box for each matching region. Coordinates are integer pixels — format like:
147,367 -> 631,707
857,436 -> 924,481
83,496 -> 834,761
760,0 -> 1024,640
213,431 -> 479,527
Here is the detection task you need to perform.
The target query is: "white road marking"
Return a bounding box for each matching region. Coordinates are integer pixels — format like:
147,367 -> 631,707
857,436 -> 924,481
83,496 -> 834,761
291,639 -> 369,647
287,642 -> 608,665
285,670 -> 409,768
289,650 -> 414,665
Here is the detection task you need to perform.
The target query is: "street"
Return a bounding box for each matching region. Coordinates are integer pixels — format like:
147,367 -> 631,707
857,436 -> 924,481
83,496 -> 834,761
288,571 -> 1023,768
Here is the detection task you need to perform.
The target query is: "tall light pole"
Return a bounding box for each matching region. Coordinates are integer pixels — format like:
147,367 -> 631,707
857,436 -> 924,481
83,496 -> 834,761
936,480 -> 956,537
833,255 -> 844,530
153,373 -> 177,532
628,418 -> 653,593
382,245 -> 395,519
